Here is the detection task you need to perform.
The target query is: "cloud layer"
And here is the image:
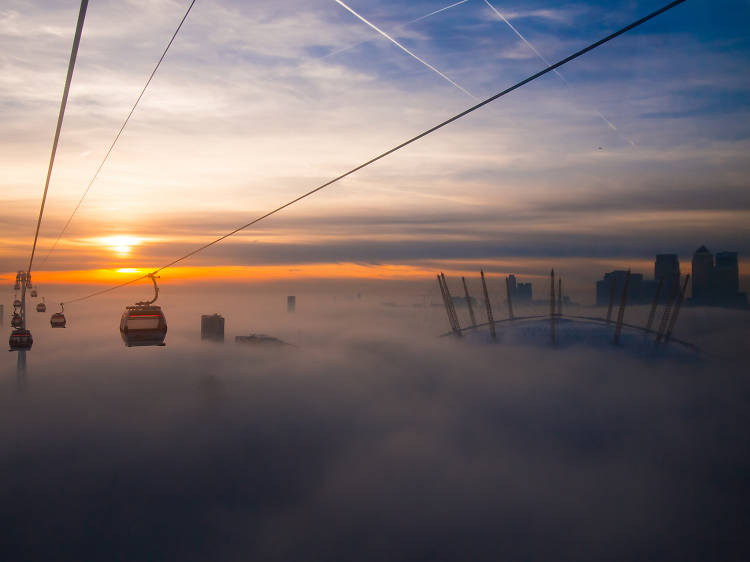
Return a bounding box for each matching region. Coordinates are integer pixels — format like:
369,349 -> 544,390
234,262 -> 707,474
1,288 -> 749,560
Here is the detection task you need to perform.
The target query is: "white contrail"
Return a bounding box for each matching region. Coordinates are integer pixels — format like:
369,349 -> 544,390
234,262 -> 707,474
324,0 -> 469,60
483,0 -> 635,145
483,0 -> 562,80
334,0 -> 477,99
410,0 -> 470,25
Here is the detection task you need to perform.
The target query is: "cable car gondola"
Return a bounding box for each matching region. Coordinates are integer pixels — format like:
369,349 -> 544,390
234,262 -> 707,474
13,298 -> 21,308
9,329 -> 33,351
37,298 -> 46,313
11,313 -> 23,329
120,274 -> 167,347
50,303 -> 66,328
30,289 -> 38,298
14,272 -> 22,290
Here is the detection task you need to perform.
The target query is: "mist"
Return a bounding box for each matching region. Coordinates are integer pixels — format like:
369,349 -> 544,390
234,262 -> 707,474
2,281 -> 749,561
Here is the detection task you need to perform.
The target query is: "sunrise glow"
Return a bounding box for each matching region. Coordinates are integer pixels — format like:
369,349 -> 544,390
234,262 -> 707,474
98,236 -> 143,257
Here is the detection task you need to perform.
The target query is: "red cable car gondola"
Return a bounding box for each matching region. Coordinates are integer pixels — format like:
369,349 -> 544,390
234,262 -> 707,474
50,303 -> 66,328
120,274 -> 167,347
9,329 -> 33,351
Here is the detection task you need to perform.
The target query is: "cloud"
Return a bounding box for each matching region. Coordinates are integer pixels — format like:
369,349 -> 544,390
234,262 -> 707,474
2,290 -> 750,560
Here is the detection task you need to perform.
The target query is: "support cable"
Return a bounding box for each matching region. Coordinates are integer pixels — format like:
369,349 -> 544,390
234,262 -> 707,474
27,0 -> 88,276
39,0 -> 199,268
62,0 -> 687,305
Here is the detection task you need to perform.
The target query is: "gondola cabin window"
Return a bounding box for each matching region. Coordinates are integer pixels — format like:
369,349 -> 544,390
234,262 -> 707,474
127,314 -> 162,330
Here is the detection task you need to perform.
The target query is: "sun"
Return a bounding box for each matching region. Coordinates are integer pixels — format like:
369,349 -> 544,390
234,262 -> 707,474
99,235 -> 142,256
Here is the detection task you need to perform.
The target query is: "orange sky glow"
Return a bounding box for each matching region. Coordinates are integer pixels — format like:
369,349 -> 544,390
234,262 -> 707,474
4,257 -> 747,288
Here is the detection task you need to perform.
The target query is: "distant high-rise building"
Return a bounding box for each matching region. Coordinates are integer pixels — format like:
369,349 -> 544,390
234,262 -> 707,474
596,270 -> 645,306
714,252 -> 740,296
507,274 -> 532,301
691,246 -> 713,302
655,254 -> 680,284
593,248 -> 746,310
687,246 -> 746,309
287,295 -> 296,313
201,314 -> 225,342
655,254 -> 680,298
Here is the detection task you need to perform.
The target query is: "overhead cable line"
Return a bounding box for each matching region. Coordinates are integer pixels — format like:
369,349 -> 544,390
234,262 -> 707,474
27,0 -> 88,276
39,0 -> 199,268
63,0 -> 688,305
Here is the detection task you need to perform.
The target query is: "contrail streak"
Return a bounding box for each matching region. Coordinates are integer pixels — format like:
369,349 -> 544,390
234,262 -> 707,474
334,0 -> 477,99
324,1 -> 470,60
324,0 -> 469,60
484,0 -> 557,71
484,0 -> 635,145
410,0 -> 470,24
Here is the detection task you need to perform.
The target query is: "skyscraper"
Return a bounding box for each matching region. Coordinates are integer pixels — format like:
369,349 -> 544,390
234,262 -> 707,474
654,254 -> 680,298
714,252 -> 740,297
201,314 -> 225,342
596,271 -> 645,306
686,247 -> 746,308
691,246 -> 713,302
507,274 -> 532,301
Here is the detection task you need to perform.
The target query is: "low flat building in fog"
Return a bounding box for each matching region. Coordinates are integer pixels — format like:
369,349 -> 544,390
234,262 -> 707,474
201,314 -> 225,342
235,334 -> 289,346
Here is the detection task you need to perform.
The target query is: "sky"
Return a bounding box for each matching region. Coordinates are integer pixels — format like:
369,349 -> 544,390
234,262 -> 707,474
2,0 -> 750,296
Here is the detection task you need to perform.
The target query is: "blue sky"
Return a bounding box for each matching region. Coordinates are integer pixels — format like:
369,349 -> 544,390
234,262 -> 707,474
1,0 -> 749,281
